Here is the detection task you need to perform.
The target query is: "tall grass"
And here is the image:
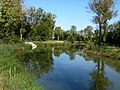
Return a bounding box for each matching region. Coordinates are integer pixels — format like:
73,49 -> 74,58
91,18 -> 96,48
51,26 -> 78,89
0,43 -> 42,90
84,43 -> 120,60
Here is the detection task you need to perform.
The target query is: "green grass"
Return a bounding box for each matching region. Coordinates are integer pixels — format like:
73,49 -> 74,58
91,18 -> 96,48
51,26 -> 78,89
84,44 -> 120,60
33,40 -> 64,44
0,43 -> 42,90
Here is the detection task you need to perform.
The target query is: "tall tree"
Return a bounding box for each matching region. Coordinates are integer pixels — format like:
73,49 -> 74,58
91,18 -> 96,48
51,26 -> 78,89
93,29 -> 99,45
55,26 -> 62,41
0,0 -> 24,43
89,0 -> 117,46
38,12 -> 55,41
25,7 -> 56,41
107,21 -> 120,46
70,25 -> 77,35
78,30 -> 85,41
34,12 -> 56,41
84,26 -> 93,42
70,25 -> 77,40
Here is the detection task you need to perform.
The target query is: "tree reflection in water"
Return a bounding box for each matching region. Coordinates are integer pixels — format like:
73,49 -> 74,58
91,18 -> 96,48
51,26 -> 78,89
89,58 -> 112,90
17,43 -> 120,90
18,46 -> 54,78
53,44 -> 81,60
18,43 -> 81,78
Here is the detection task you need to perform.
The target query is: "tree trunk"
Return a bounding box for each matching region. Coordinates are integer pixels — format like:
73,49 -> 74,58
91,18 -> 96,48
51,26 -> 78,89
57,35 -> 59,41
101,61 -> 105,74
20,27 -> 22,40
99,23 -> 102,47
103,20 -> 107,46
20,22 -> 23,40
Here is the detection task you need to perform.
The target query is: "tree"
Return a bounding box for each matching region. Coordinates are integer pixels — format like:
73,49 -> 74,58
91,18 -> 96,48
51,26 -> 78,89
70,25 -> 77,40
107,21 -> 120,46
25,7 -> 56,41
63,30 -> 71,40
26,6 -> 36,25
84,26 -> 93,42
93,29 -> 99,45
89,0 -> 117,46
0,0 -> 24,43
78,30 -> 85,41
37,12 -> 55,41
67,34 -> 75,43
55,26 -> 62,41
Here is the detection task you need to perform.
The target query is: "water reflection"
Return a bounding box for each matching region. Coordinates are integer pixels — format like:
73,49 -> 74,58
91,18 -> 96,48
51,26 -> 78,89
18,46 -> 54,78
53,44 -> 81,60
18,43 -> 120,90
89,60 -> 112,90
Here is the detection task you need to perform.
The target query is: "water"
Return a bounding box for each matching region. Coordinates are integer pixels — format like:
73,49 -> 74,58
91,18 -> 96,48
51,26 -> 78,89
18,44 -> 120,90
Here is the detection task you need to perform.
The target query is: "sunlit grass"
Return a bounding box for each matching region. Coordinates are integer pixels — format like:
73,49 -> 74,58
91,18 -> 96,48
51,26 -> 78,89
84,43 -> 120,60
0,43 -> 42,90
33,40 -> 64,44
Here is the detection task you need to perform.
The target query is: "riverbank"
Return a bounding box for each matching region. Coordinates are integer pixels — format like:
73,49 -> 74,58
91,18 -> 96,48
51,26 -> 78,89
25,42 -> 37,50
84,43 -> 120,60
0,42 -> 42,90
33,40 -> 64,44
33,41 -> 120,60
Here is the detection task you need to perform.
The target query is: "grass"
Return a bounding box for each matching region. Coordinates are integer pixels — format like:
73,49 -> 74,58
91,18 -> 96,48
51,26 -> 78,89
0,42 -> 42,90
84,43 -> 120,60
34,41 -> 120,60
33,40 -> 64,44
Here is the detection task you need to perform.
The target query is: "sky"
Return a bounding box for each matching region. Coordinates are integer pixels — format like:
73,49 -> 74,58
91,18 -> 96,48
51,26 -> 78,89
24,0 -> 120,31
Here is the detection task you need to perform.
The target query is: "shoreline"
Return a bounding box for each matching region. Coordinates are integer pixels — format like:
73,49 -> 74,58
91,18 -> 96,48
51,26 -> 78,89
25,42 -> 37,50
0,43 -> 42,90
84,44 -> 120,60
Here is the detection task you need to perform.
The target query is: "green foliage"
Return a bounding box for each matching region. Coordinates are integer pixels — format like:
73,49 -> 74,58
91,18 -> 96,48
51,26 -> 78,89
36,13 -> 55,41
26,7 -> 56,41
0,44 -> 42,90
67,34 -> 75,43
93,30 -> 99,45
90,60 -> 112,90
77,26 -> 94,43
0,0 -> 24,43
0,1 -> 56,43
84,43 -> 120,60
0,0 -> 119,48
70,25 -> 78,41
89,0 -> 117,46
84,26 -> 93,42
17,45 -> 54,78
107,21 -> 120,46
54,26 -> 62,41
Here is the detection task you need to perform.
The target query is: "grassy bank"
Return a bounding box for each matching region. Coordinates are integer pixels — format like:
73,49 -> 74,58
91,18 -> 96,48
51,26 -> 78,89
0,43 -> 42,90
33,41 -> 81,47
84,43 -> 120,60
33,41 -> 120,60
33,40 -> 64,44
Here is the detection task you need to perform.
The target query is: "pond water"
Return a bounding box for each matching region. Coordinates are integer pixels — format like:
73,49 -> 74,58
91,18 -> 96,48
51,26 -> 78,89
18,44 -> 120,90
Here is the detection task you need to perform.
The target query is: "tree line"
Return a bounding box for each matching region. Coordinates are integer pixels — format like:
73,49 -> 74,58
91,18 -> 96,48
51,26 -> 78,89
0,0 -> 55,43
0,0 -> 120,46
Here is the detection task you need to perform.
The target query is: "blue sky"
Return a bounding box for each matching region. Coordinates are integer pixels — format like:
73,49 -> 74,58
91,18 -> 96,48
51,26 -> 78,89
24,0 -> 120,30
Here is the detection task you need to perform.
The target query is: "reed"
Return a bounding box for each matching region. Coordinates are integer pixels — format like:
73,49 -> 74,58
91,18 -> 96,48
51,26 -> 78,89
0,43 -> 42,90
